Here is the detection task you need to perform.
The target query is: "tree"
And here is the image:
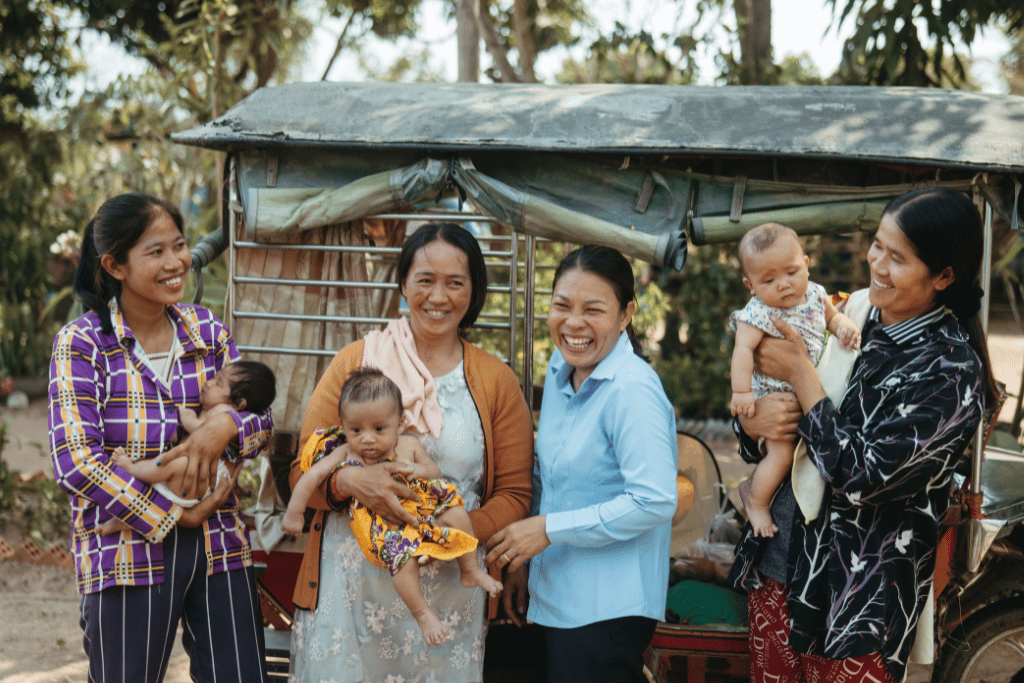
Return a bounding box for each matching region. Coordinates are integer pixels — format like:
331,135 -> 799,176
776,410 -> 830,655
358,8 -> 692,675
733,0 -> 773,84
828,0 -> 1024,86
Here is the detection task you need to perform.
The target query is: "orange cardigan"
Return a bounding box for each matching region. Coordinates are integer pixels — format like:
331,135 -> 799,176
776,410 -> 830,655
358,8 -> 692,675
290,337 -> 534,616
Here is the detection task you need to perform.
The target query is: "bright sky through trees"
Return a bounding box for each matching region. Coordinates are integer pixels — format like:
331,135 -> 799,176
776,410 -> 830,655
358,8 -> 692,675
75,0 -> 1013,92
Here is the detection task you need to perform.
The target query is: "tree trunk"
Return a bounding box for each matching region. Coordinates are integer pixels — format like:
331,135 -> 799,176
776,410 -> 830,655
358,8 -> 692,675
734,0 -> 772,84
512,0 -> 536,82
456,0 -> 480,82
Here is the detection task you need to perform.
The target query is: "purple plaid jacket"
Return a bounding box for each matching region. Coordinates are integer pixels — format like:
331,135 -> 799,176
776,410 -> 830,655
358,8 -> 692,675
48,299 -> 272,594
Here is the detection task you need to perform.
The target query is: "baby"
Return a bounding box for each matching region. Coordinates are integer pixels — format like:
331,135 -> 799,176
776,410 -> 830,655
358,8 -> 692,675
284,367 -> 501,646
98,360 -> 276,533
730,223 -> 861,537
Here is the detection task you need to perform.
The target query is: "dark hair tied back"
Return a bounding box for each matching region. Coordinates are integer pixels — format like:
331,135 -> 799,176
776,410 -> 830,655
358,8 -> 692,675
73,193 -> 184,334
883,186 -> 999,406
951,283 -> 985,321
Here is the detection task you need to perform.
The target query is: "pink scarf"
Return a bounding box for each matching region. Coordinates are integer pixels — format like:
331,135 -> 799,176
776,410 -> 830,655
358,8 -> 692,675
361,317 -> 444,438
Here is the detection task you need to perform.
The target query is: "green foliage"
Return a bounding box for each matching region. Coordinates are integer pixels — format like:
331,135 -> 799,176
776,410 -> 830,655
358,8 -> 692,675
654,245 -> 748,419
0,461 -> 71,548
24,478 -> 70,547
827,0 -> 1024,86
0,424 -> 14,510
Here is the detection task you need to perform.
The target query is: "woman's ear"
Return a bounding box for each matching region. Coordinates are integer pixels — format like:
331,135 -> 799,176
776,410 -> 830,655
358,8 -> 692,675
100,254 -> 126,281
620,300 -> 636,331
934,266 -> 956,292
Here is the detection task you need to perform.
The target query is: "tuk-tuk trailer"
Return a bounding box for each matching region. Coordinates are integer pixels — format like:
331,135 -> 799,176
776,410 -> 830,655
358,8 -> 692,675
173,81 -> 1024,683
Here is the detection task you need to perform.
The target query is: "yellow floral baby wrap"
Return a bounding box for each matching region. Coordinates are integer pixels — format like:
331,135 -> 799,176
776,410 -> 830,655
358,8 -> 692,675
300,426 -> 478,576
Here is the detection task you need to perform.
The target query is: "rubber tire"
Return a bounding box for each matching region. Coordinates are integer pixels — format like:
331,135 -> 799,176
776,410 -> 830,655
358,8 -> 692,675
933,600 -> 1024,683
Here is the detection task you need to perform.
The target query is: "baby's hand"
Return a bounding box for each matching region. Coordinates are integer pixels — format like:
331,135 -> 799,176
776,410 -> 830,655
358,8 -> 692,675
381,460 -> 415,479
833,314 -> 861,351
281,510 -> 305,536
730,392 -> 756,418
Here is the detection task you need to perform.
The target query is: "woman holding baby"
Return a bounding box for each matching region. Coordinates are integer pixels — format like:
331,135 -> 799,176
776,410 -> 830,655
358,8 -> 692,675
288,222 -> 534,683
49,193 -> 274,682
729,187 -> 999,683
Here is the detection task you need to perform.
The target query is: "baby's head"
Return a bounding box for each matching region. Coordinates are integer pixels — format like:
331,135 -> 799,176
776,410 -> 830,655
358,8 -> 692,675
201,361 -> 276,413
338,367 -> 405,464
737,222 -> 810,309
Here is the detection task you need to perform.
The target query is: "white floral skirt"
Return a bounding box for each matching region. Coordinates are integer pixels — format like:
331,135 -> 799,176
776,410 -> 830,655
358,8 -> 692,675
289,511 -> 487,683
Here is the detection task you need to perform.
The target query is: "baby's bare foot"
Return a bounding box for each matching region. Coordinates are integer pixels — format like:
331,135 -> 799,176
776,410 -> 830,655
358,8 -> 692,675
412,607 -> 450,647
739,479 -> 778,538
460,566 -> 503,598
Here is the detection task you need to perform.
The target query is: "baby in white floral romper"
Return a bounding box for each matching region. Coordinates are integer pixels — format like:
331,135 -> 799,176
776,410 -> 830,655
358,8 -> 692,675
730,223 -> 861,537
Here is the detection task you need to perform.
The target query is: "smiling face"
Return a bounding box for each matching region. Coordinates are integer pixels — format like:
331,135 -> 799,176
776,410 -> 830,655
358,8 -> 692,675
340,396 -> 403,465
867,214 -> 954,326
547,267 -> 635,389
742,234 -> 810,310
103,209 -> 191,314
400,238 -> 473,345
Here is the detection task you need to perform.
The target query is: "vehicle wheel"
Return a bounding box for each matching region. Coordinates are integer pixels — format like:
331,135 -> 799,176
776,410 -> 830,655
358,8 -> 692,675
933,600 -> 1024,683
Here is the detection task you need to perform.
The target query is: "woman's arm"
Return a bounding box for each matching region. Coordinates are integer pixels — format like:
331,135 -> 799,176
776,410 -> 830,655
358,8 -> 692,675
801,364 -> 982,506
466,359 -> 534,543
167,317 -> 273,498
487,375 -> 676,569
49,324 -> 183,538
753,317 -> 827,414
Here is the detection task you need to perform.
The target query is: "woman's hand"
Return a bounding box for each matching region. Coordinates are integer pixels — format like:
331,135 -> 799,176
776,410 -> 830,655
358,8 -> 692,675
755,317 -> 827,413
485,516 -> 549,574
178,461 -> 241,528
501,564 -> 530,627
737,392 -> 802,442
753,317 -> 812,386
160,412 -> 238,499
333,464 -> 420,527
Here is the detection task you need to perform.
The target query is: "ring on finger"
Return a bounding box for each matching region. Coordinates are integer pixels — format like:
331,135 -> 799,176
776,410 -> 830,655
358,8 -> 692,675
501,553 -> 511,562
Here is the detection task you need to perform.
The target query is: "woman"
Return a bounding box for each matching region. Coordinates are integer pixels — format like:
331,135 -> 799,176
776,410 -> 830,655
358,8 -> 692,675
485,245 -> 678,683
729,187 -> 998,683
48,193 -> 274,683
289,222 -> 534,682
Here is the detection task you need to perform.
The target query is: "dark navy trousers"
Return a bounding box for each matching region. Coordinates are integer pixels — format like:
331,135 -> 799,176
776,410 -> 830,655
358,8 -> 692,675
79,525 -> 268,683
544,615 -> 658,683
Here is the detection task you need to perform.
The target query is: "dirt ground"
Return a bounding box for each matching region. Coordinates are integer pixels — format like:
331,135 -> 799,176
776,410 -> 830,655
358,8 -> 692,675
2,310 -> 1023,682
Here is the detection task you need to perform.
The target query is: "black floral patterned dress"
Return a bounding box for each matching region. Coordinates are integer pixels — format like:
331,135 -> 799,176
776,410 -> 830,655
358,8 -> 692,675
730,306 -> 984,682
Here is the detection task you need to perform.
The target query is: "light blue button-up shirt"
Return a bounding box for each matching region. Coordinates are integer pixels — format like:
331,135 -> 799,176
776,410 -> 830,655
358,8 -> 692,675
528,332 -> 678,628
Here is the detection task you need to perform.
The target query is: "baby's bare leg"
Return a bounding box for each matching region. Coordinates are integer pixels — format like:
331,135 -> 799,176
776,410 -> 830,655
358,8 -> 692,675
739,437 -> 795,538
392,561 -> 450,647
436,507 -> 503,597
117,453 -> 188,485
96,518 -> 132,535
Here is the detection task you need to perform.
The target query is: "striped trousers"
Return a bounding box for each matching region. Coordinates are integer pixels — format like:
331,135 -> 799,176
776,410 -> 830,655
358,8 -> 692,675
79,525 -> 268,683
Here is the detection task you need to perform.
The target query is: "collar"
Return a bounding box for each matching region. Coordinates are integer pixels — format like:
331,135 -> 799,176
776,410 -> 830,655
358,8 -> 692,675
552,331 -> 634,393
867,305 -> 947,345
107,298 -> 208,355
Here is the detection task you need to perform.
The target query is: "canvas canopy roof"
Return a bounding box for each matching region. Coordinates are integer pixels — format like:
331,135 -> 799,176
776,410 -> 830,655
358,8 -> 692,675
173,82 -> 1024,268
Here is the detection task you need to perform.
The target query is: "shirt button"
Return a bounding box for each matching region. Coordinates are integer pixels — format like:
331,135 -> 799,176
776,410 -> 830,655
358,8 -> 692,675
309,581 -> 317,588
314,523 -> 321,531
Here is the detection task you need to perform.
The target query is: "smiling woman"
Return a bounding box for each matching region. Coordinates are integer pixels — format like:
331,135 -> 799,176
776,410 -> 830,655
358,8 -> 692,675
728,187 -> 1000,683
49,192 -> 274,683
288,222 -> 533,683
486,245 -> 677,683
